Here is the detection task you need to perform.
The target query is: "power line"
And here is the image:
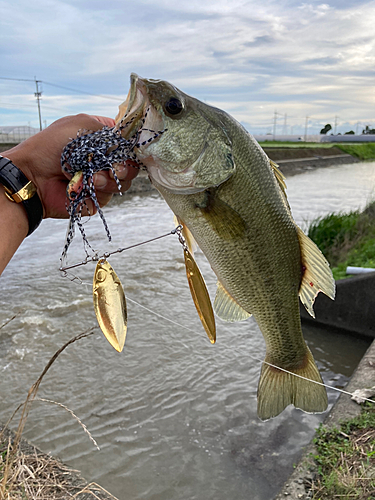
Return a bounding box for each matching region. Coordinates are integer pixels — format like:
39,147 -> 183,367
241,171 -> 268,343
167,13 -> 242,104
42,81 -> 120,101
0,76 -> 120,101
0,76 -> 35,83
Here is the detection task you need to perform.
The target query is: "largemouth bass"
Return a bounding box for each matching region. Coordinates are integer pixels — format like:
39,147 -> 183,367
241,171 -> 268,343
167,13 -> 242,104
116,74 -> 335,420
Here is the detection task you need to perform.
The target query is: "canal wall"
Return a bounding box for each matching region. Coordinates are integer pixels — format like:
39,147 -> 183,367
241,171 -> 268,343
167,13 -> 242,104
301,273 -> 375,339
263,146 -> 360,177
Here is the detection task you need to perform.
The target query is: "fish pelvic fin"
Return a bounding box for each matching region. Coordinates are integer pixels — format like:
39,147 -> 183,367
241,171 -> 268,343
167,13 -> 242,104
214,282 -> 251,322
257,348 -> 328,420
297,226 -> 336,318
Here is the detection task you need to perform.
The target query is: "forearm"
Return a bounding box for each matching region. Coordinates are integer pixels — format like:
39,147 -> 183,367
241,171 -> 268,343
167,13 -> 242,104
0,184 -> 29,275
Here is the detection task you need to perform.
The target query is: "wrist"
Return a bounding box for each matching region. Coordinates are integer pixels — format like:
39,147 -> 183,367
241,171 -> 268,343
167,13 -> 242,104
0,155 -> 44,236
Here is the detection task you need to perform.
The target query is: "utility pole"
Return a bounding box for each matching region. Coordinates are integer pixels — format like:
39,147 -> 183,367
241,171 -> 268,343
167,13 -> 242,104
34,78 -> 42,131
273,111 -> 278,141
334,115 -> 338,135
304,116 -> 309,142
283,113 -> 287,135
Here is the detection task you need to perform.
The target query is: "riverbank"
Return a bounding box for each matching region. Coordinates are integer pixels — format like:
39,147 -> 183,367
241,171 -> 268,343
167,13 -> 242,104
263,146 -> 360,177
0,425 -> 115,499
274,339 -> 375,500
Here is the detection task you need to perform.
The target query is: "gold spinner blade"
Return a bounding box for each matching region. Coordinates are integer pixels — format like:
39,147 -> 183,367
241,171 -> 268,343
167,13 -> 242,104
183,247 -> 216,344
93,259 -> 127,352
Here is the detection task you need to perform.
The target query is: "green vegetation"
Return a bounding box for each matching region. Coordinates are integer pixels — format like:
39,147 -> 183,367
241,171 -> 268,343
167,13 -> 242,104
336,143 -> 375,161
308,201 -> 375,280
258,141 -> 334,148
258,141 -> 375,160
310,405 -> 375,499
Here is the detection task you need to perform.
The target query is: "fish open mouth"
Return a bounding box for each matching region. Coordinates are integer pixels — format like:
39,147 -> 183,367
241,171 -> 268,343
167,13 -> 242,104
115,74 -> 163,145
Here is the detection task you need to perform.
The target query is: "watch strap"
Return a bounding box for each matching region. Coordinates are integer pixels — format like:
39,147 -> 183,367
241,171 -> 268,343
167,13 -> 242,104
0,156 -> 43,236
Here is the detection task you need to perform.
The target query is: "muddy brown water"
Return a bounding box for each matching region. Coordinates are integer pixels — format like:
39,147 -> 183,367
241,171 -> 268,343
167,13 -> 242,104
0,162 -> 374,500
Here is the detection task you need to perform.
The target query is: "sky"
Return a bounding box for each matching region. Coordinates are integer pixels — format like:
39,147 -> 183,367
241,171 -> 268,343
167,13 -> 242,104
1,0 -> 374,135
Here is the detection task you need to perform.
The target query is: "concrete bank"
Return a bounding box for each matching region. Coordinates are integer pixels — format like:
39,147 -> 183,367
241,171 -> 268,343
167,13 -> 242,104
274,339 -> 375,500
301,273 -> 375,339
263,146 -> 360,177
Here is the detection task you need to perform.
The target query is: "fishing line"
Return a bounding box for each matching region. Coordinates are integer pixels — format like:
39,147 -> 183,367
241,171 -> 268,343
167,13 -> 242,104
126,297 -> 195,333
127,296 -> 375,406
60,225 -> 375,406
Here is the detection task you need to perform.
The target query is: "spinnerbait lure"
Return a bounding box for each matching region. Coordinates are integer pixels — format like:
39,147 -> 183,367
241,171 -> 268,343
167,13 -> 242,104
60,110 -> 164,263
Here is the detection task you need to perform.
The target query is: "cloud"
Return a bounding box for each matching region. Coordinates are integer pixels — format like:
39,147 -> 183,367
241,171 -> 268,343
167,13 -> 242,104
1,0 -> 374,133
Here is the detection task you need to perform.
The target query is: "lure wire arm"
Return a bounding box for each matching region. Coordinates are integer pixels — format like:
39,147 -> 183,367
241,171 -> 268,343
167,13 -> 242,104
59,226 -> 183,274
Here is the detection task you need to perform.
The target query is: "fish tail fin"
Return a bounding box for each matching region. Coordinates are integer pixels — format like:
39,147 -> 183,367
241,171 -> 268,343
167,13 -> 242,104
257,348 -> 328,420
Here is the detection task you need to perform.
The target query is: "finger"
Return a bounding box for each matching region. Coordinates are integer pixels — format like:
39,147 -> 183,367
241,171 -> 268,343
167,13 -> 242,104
96,191 -> 114,208
94,174 -> 132,193
109,162 -> 140,181
89,115 -> 116,127
78,193 -> 111,215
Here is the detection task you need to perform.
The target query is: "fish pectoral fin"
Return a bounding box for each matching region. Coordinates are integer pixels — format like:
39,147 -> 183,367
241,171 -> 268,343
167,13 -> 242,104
297,226 -> 335,318
197,189 -> 247,240
214,281 -> 251,322
174,215 -> 198,255
257,348 -> 328,420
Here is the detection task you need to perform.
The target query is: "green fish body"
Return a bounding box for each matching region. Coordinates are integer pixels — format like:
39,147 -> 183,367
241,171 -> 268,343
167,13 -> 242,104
117,74 -> 335,419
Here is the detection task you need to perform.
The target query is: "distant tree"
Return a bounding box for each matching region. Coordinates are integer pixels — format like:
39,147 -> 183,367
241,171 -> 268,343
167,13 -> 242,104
362,125 -> 375,134
320,124 -> 332,134
344,130 -> 355,135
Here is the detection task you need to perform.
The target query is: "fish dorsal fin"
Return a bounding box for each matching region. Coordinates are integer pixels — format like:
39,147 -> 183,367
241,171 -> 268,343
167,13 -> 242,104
174,215 -> 198,255
269,159 -> 291,212
297,226 -> 336,318
214,281 -> 251,322
270,159 -> 287,193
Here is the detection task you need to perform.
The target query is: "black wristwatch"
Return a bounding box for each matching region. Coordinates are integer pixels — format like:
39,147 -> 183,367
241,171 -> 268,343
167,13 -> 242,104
0,156 -> 43,236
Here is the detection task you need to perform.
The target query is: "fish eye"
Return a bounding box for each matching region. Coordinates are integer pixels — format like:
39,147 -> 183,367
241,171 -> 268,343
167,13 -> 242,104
164,97 -> 183,116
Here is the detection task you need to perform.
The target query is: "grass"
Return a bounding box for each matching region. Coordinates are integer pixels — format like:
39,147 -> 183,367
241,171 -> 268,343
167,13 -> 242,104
258,141 -> 375,160
310,404 -> 375,500
258,141 -> 335,148
336,143 -> 375,161
308,201 -> 375,280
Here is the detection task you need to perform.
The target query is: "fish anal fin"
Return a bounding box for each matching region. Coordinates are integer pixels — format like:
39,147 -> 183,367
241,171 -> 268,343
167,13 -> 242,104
297,226 -> 335,318
257,348 -> 328,420
214,281 -> 251,322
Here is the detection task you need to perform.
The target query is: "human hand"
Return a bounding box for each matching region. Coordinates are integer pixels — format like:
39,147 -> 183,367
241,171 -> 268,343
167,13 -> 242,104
3,114 -> 139,219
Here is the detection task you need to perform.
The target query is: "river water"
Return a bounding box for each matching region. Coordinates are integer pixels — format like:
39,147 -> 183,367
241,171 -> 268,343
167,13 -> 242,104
0,162 -> 374,500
